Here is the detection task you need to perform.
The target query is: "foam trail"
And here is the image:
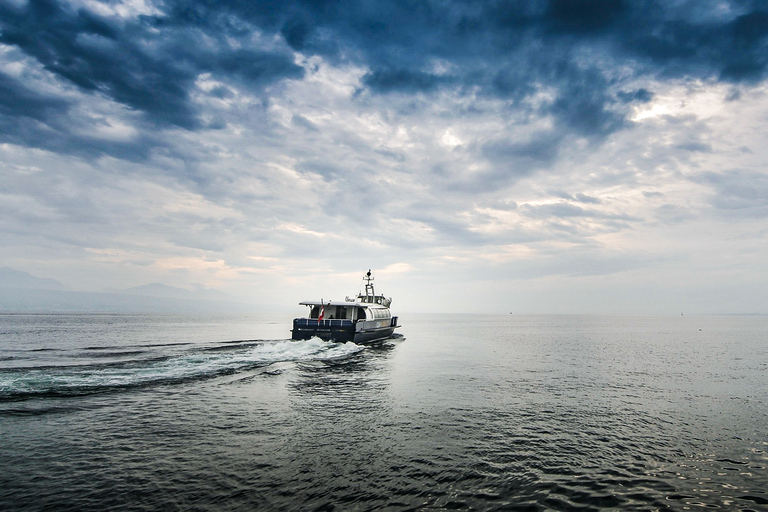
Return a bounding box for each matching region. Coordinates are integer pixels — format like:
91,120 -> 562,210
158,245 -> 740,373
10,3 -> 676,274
0,338 -> 364,401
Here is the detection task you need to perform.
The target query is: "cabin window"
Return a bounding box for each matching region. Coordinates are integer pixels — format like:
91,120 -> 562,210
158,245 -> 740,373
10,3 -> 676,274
370,308 -> 391,319
310,305 -> 320,318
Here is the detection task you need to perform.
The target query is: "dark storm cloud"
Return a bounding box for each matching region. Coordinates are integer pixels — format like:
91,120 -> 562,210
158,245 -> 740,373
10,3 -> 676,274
626,6 -> 768,82
0,0 -> 198,129
0,70 -> 159,160
0,70 -> 70,121
362,68 -> 453,93
199,0 -> 767,189
2,0 -> 768,162
0,0 -> 303,145
543,0 -> 628,35
252,0 -> 768,134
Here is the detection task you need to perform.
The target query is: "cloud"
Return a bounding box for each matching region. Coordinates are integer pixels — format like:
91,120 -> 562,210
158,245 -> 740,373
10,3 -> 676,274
0,69 -> 70,121
694,169 -> 768,217
3,0 -> 767,157
2,0 -> 768,313
1,0 -> 195,127
362,67 -> 454,94
544,0 -> 628,35
0,0 -> 304,159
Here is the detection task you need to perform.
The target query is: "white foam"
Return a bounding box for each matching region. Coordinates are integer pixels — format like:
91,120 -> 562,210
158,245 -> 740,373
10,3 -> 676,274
246,337 -> 365,362
0,338 -> 366,397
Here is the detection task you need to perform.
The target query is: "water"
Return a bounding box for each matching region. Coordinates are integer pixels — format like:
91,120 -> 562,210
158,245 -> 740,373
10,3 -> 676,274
1,313 -> 767,511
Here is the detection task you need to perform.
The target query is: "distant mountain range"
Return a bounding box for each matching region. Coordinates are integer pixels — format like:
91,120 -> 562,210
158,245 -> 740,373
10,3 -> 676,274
0,267 -> 251,313
0,267 -> 71,291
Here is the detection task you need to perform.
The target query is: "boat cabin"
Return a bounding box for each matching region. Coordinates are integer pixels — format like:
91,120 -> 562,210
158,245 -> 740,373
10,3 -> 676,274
301,301 -> 391,322
291,269 -> 399,343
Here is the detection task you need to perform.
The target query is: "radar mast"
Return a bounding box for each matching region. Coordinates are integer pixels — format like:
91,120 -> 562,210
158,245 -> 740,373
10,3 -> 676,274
363,269 -> 375,302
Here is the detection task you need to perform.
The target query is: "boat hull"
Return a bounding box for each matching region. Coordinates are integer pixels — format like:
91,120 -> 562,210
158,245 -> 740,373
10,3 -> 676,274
291,318 -> 397,344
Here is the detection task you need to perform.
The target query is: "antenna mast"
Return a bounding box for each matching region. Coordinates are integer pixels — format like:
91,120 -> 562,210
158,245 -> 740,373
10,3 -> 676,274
364,269 -> 375,302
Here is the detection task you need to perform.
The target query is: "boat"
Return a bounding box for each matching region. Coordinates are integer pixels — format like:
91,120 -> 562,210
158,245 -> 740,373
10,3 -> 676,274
291,270 -> 400,343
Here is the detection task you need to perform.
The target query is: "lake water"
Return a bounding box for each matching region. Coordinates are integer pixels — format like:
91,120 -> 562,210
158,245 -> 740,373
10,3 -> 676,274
1,313 -> 767,510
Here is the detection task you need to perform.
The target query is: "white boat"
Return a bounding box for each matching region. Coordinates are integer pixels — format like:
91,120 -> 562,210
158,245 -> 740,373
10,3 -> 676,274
291,270 -> 400,343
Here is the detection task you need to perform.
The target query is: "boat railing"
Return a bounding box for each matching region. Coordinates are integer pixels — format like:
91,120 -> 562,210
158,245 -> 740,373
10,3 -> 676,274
294,318 -> 354,327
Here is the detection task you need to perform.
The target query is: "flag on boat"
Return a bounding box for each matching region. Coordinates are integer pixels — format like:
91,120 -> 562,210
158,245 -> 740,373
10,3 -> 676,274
318,303 -> 325,321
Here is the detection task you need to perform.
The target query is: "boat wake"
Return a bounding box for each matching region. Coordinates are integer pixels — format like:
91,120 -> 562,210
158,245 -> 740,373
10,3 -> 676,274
0,338 -> 364,402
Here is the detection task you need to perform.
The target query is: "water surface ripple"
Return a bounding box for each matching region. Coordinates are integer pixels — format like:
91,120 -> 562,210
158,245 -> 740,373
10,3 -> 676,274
1,313 -> 767,510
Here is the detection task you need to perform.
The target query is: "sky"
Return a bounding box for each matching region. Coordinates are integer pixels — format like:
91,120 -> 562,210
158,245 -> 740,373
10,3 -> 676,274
1,0 -> 768,315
